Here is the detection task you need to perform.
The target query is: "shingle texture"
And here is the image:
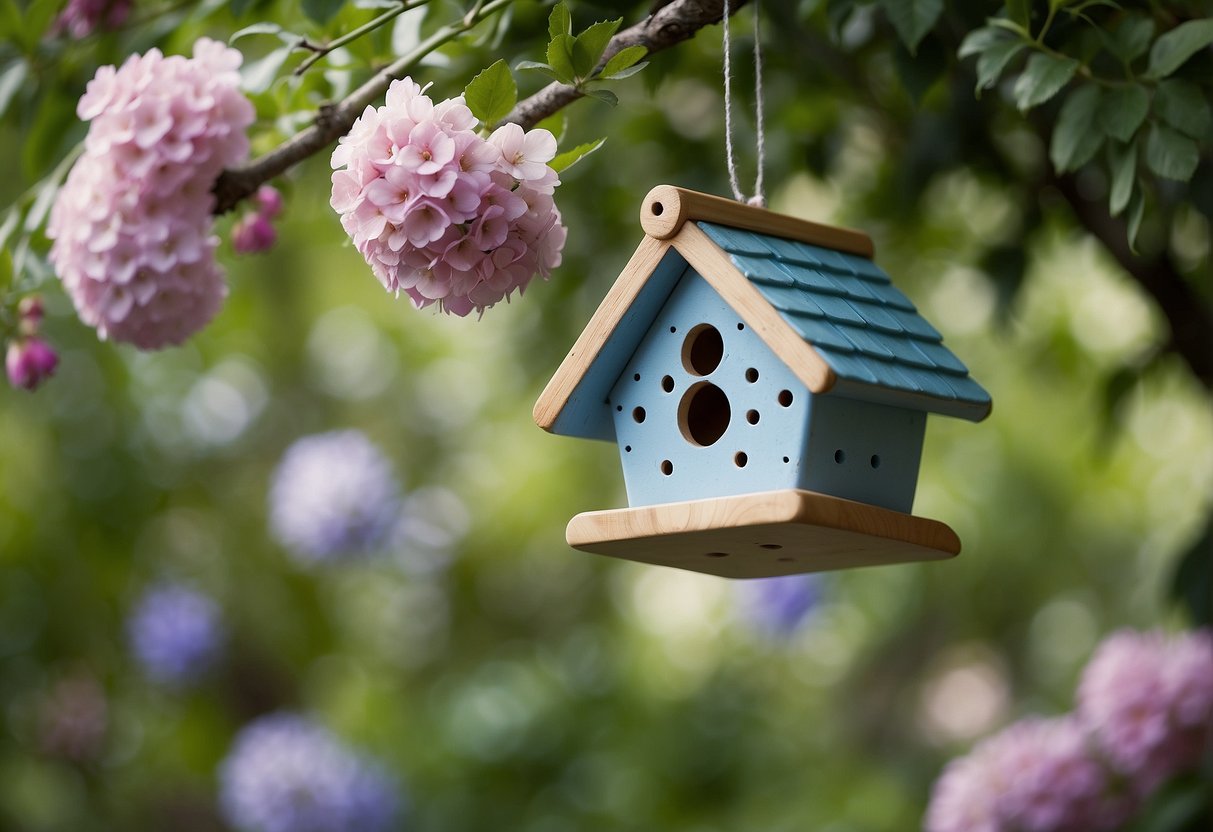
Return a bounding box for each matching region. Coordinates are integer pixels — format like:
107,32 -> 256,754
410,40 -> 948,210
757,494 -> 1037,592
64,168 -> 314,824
699,222 -> 991,421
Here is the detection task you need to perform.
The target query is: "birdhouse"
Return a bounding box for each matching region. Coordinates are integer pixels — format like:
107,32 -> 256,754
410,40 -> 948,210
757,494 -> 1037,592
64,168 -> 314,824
534,186 -> 991,579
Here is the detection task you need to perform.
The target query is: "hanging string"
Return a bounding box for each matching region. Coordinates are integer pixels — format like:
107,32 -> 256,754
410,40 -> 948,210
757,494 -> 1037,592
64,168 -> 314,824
721,0 -> 766,208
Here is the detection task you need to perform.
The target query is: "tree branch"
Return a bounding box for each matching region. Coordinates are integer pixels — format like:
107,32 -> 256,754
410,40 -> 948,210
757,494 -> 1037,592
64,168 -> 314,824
212,0 -> 743,215
1050,172 -> 1213,391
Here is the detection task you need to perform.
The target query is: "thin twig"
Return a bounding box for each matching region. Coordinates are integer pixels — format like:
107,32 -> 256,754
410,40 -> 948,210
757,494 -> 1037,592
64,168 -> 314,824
294,0 -> 434,77
212,0 -> 745,214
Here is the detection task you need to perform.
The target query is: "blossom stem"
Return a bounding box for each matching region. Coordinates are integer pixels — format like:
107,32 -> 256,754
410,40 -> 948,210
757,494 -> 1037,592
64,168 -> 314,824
293,0 -> 436,77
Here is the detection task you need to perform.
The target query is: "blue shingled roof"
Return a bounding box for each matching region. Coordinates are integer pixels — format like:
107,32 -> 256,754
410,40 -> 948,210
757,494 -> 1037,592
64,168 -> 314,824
698,222 -> 991,421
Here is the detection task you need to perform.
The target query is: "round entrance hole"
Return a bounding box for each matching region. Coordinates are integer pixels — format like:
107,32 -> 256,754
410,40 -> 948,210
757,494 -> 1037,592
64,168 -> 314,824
682,324 -> 724,376
678,382 -> 731,447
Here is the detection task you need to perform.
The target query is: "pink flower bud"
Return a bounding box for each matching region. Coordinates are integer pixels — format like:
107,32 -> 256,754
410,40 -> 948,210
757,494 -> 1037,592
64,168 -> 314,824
6,337 -> 59,391
18,295 -> 45,325
231,213 -> 277,254
255,185 -> 283,219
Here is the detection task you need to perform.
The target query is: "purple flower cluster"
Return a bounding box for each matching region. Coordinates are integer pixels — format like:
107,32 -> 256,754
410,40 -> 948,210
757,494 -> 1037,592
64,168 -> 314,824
52,0 -> 132,39
219,713 -> 401,832
127,583 -> 223,686
268,430 -> 402,564
739,575 -> 821,636
330,77 -> 566,317
48,38 -> 254,349
926,628 -> 1213,832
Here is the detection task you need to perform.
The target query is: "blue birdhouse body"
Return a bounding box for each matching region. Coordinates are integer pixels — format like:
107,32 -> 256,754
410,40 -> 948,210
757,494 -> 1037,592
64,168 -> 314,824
534,186 -> 991,579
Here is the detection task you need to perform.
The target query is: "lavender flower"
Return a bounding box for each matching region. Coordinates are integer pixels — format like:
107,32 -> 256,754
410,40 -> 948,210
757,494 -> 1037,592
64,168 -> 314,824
219,713 -> 401,832
127,583 -> 223,686
1077,628 -> 1213,794
268,431 -> 402,565
739,574 -> 821,636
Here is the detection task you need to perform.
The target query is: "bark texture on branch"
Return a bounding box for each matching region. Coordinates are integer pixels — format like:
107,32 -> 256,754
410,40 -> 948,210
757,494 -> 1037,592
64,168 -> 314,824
212,0 -> 743,215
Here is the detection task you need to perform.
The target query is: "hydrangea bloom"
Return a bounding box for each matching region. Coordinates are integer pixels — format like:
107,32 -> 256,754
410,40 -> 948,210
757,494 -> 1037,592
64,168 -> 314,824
330,77 -> 567,317
268,430 -> 402,564
739,574 -> 820,636
47,38 -> 254,349
926,717 -> 1129,832
127,583 -> 223,686
1077,628 -> 1213,794
219,713 -> 401,832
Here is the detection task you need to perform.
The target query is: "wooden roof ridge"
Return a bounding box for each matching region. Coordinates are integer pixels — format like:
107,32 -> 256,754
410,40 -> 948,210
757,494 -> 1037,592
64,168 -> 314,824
639,185 -> 875,259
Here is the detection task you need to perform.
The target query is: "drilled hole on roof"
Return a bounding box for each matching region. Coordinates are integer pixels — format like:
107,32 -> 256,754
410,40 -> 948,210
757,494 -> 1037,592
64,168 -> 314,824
660,460 -> 673,475
679,382 -> 730,447
778,389 -> 794,407
682,324 -> 724,376
745,368 -> 759,383
661,375 -> 675,393
651,201 -> 664,216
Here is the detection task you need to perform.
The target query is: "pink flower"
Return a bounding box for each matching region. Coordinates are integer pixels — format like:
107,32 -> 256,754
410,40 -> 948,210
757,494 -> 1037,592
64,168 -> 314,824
47,38 -> 254,349
1077,628 -> 1213,795
231,213 -> 276,254
330,75 -> 566,317
52,0 -> 131,40
924,741 -> 1007,832
255,186 -> 283,219
6,337 -> 59,391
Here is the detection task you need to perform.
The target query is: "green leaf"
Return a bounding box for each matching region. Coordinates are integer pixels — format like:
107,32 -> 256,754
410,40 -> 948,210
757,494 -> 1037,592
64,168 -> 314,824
464,59 -> 517,126
516,61 -> 564,83
1013,52 -> 1079,111
241,45 -> 292,94
0,245 -> 12,294
1106,140 -> 1136,215
582,88 -> 618,106
1105,13 -> 1154,64
1006,0 -> 1032,27
975,39 -> 1027,91
302,0 -> 345,24
896,35 -> 947,102
1146,19 -> 1213,79
549,137 -> 606,173
601,45 -> 647,78
958,26 -> 1005,59
546,34 -> 577,85
572,19 -> 621,79
230,22 -> 283,42
880,0 -> 943,53
548,2 -> 570,40
1126,187 -> 1144,251
1051,85 -> 1103,172
1097,84 -> 1149,142
1145,123 -> 1199,181
0,59 -> 26,119
1154,79 -> 1212,139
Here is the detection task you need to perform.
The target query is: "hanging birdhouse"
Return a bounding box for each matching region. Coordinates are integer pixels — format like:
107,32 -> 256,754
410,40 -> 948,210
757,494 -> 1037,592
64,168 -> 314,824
534,186 -> 992,579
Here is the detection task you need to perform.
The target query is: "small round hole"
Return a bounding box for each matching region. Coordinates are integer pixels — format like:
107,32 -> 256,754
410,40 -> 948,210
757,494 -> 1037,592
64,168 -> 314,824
778,390 -> 794,407
705,551 -> 729,558
736,322 -> 745,330
660,460 -> 673,475
661,375 -> 675,393
633,373 -> 641,382
624,445 -> 632,453
734,452 -> 748,467
651,201 -> 664,216
759,544 -> 782,550
633,406 -> 646,423
682,324 -> 724,376
669,325 -> 677,333
745,368 -> 759,383
834,449 -> 845,464
782,456 -> 790,463
616,405 -> 623,412
870,455 -> 881,469
746,409 -> 760,425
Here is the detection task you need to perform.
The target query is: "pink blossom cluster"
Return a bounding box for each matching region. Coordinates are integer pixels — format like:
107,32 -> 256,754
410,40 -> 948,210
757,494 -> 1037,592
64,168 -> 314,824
52,0 -> 132,40
48,38 -> 255,349
330,78 -> 567,317
926,628 -> 1212,832
1078,628 -> 1213,794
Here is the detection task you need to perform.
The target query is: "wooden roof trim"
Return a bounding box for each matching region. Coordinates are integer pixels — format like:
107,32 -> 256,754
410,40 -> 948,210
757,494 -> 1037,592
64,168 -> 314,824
533,234 -> 674,432
639,184 -> 876,259
670,222 -> 837,395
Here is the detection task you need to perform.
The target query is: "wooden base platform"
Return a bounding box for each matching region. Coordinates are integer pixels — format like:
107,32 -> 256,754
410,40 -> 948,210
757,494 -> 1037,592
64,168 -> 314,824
566,489 -> 961,579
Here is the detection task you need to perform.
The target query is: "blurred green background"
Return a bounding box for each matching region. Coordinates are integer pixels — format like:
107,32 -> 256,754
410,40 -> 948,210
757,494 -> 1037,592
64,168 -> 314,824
1,0 -> 1210,829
